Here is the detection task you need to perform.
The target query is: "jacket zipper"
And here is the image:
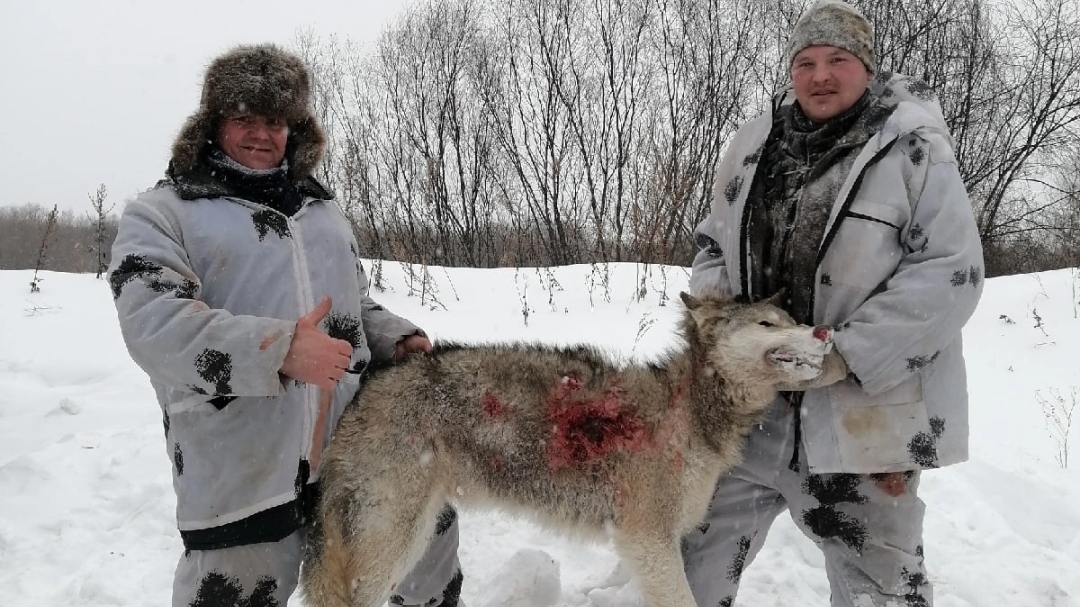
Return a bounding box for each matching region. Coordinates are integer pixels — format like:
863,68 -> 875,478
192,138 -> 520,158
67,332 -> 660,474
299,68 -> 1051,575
287,208 -> 319,468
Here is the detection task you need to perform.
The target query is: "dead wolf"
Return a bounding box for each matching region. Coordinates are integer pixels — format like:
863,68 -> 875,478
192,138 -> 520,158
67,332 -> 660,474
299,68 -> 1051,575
301,292 -> 844,607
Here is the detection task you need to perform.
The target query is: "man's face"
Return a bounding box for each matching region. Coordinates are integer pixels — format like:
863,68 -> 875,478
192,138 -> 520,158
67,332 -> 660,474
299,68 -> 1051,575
217,114 -> 288,170
790,45 -> 872,123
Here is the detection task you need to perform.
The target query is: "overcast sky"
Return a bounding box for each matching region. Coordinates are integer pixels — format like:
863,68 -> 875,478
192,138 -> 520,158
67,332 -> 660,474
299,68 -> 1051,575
0,0 -> 412,214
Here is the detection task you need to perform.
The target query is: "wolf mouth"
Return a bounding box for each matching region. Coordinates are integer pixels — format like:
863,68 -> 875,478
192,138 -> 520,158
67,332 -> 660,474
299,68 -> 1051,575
766,347 -> 823,372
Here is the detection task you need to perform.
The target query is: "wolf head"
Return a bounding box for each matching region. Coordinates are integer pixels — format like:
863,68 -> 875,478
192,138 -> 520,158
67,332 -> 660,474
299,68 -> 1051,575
679,292 -> 834,386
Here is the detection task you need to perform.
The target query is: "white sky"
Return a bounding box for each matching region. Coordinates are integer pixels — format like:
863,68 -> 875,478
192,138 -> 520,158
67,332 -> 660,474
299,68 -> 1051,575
0,0 -> 413,214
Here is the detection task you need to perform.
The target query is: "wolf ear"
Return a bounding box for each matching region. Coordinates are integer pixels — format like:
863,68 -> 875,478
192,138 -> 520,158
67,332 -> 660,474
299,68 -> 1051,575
765,288 -> 787,308
679,291 -> 701,310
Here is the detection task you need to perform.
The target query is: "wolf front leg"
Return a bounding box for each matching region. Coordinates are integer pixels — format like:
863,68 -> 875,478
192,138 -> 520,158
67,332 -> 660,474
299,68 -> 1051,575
613,530 -> 699,607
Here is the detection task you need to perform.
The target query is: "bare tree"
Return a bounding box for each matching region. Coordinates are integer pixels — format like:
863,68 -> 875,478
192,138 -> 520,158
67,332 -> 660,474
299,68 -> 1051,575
87,183 -> 114,278
30,204 -> 60,292
290,0 -> 1080,272
478,0 -> 588,266
632,0 -> 770,265
851,0 -> 1080,254
965,0 -> 1080,246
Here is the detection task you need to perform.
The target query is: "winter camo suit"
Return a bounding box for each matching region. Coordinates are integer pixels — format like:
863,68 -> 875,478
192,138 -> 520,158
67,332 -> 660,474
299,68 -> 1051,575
108,44 -> 462,607
683,71 -> 984,606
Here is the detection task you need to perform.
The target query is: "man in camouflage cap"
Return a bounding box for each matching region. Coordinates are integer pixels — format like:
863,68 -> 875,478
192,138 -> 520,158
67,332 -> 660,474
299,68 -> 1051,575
683,1 -> 983,605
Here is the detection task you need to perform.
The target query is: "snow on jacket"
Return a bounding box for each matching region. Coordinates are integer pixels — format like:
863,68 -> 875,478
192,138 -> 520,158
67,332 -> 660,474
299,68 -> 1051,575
108,184 -> 419,549
690,72 -> 984,473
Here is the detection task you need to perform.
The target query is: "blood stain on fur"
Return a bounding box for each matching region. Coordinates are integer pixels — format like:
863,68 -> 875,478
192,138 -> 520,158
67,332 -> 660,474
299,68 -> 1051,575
188,570 -> 279,607
544,376 -> 649,471
670,450 -> 685,474
481,392 -> 510,419
195,349 -> 234,395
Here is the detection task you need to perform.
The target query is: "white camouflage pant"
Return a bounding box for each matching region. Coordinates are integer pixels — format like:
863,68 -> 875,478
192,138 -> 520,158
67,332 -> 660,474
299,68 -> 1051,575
172,506 -> 463,607
681,400 -> 932,607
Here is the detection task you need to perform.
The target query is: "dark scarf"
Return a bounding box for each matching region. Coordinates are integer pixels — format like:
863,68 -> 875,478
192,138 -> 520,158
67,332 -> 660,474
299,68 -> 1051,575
161,146 -> 333,213
202,148 -> 306,216
747,90 -> 890,323
785,91 -> 871,166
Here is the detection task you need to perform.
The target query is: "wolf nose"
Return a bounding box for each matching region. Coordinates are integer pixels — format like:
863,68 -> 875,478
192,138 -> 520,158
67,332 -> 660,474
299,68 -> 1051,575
812,325 -> 832,342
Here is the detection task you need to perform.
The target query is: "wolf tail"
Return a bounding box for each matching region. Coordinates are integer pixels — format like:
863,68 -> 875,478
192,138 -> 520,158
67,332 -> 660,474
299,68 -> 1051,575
301,508 -> 356,607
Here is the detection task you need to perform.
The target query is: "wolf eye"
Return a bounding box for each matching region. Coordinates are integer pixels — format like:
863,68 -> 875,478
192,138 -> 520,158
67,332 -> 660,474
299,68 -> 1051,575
758,320 -> 774,327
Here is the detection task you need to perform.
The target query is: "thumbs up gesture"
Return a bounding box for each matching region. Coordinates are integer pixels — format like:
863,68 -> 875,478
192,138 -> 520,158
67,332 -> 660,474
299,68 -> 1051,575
279,296 -> 354,391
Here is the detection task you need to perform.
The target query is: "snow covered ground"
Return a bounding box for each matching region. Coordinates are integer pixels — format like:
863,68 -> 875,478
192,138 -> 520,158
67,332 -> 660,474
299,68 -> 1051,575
1,264 -> 1079,607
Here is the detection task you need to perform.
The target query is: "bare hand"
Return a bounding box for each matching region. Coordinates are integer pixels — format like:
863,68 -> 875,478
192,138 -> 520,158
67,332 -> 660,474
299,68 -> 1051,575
280,296 -> 353,391
813,349 -> 849,387
394,333 -> 432,361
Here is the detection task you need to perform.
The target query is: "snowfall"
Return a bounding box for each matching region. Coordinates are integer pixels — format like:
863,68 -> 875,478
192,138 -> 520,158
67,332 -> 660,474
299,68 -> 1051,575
1,263 -> 1079,607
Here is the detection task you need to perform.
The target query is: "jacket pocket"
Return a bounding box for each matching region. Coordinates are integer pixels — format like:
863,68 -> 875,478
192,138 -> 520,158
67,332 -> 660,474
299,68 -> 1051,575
846,199 -> 907,229
828,375 -> 929,471
167,391 -> 227,417
825,199 -> 908,294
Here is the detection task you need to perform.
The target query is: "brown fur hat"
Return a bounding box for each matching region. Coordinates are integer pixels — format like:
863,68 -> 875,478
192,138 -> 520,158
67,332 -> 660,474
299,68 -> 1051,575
786,0 -> 875,73
169,44 -> 326,180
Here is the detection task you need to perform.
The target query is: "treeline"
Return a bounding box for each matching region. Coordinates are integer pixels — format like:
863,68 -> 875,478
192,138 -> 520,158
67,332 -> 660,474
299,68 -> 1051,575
3,0 -> 1078,277
295,0 -> 1080,274
0,185 -> 116,275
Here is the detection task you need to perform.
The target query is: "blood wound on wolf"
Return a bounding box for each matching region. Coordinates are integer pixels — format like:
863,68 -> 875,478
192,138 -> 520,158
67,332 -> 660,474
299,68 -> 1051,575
544,373 -> 650,470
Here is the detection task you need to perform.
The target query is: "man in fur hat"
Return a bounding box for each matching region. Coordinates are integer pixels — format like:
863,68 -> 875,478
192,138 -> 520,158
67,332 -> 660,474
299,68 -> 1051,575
108,44 -> 464,607
683,1 -> 983,605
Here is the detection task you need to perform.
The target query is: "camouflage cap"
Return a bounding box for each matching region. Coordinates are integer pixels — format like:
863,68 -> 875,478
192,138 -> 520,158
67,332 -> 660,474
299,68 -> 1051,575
786,0 -> 875,73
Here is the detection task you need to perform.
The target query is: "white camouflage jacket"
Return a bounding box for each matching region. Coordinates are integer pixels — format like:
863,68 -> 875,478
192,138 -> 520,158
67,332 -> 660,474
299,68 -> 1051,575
109,184 -> 419,549
691,72 -> 984,473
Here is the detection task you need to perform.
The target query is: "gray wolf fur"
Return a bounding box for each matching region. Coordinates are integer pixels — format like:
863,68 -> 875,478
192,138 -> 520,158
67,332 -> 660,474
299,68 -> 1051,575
301,292 -> 843,607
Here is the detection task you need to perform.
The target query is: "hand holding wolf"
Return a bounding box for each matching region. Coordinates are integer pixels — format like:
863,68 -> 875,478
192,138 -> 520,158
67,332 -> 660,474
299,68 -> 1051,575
302,293 -> 834,607
395,333 -> 433,361
280,296 -> 354,392
777,347 -> 849,391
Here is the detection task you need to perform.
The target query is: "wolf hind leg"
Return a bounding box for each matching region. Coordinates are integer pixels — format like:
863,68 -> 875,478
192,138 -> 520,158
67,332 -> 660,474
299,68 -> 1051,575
303,481 -> 444,607
613,530 -> 698,607
345,492 -> 446,607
